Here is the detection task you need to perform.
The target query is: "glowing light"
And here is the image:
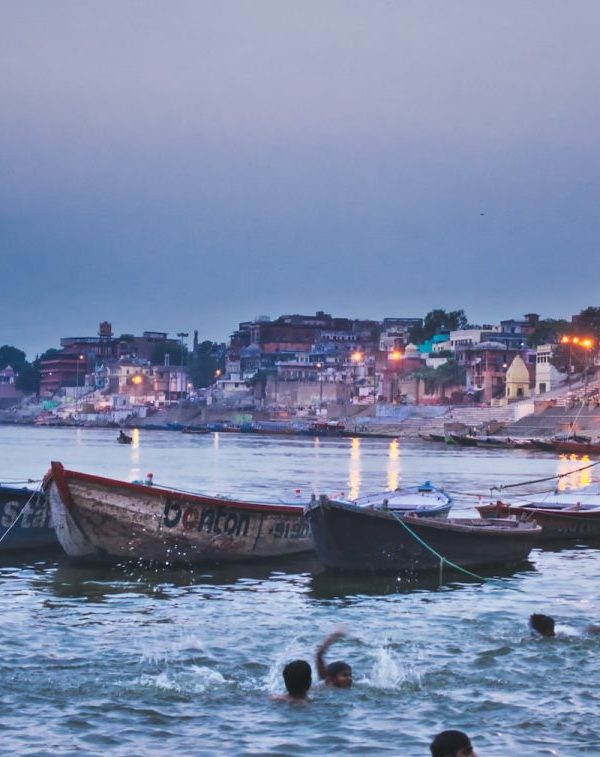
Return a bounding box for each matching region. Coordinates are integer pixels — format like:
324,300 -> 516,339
388,350 -> 403,361
131,374 -> 143,385
351,351 -> 363,363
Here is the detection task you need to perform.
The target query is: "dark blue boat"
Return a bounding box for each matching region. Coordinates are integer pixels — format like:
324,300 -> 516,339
0,483 -> 58,552
305,495 -> 540,573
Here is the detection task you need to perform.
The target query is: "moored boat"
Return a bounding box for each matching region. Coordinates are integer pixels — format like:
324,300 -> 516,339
349,481 -> 452,518
305,496 -> 540,573
46,462 -> 313,564
477,486 -> 600,541
0,483 -> 58,551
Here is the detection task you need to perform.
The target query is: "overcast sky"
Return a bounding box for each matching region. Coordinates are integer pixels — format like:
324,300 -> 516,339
2,1 -> 599,359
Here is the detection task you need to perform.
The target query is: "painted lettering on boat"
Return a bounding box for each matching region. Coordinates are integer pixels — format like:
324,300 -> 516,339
163,501 -> 251,537
271,520 -> 311,539
0,498 -> 50,529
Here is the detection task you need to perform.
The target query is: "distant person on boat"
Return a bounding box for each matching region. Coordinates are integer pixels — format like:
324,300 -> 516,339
316,630 -> 352,688
530,613 -> 555,637
430,729 -> 478,757
118,430 -> 128,441
274,659 -> 312,702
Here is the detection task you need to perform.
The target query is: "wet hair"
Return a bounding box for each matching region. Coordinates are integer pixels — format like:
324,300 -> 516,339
530,613 -> 556,637
326,661 -> 351,679
283,660 -> 312,698
430,730 -> 473,757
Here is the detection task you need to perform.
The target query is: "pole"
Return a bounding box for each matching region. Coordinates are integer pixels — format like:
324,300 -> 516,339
177,332 -> 189,402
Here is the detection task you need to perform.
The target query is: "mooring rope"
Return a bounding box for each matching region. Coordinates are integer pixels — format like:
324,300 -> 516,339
389,510 -> 486,582
0,483 -> 44,545
490,458 -> 600,493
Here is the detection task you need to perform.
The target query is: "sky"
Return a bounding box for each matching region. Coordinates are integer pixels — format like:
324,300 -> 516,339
1,1 -> 599,360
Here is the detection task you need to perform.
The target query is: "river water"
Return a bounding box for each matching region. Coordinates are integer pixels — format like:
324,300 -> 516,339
1,425 -> 599,756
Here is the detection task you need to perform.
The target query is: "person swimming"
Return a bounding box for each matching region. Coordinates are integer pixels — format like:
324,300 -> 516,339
430,729 -> 478,757
529,613 -> 555,637
275,659 -> 312,702
316,630 -> 352,688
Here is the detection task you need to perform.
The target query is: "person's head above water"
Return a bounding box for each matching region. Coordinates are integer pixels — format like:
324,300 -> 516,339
283,660 -> 312,699
530,613 -> 556,637
325,660 -> 353,688
430,730 -> 477,757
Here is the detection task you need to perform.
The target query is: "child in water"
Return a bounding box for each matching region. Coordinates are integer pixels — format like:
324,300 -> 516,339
274,659 -> 312,703
316,629 -> 353,688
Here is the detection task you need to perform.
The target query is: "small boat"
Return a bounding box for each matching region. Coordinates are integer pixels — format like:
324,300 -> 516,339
477,487 -> 600,541
348,481 -> 452,518
181,427 -> 211,435
46,462 -> 313,564
549,440 -> 600,455
0,483 -> 58,552
117,431 -> 133,444
419,433 -> 446,443
448,433 -> 479,447
305,496 -> 540,573
474,436 -> 516,449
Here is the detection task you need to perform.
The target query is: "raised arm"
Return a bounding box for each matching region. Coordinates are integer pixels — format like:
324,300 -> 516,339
316,630 -> 345,680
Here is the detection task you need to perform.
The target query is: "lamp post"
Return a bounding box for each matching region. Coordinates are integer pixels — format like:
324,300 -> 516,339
75,354 -> 84,414
388,350 -> 403,402
177,332 -> 188,402
561,335 -> 595,386
316,362 -> 324,410
351,350 -> 363,403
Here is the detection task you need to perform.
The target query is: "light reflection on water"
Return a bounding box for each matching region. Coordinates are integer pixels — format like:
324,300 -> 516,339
0,426 -> 599,754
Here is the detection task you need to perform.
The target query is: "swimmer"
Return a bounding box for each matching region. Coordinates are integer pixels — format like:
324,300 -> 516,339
430,729 -> 478,757
530,613 -> 600,638
274,659 -> 312,702
316,630 -> 352,688
529,613 -> 555,638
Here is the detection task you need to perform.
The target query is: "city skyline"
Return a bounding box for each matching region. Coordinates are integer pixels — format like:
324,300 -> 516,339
2,2 -> 599,361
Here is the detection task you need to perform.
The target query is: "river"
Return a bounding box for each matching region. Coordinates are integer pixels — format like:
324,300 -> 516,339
1,425 -> 599,755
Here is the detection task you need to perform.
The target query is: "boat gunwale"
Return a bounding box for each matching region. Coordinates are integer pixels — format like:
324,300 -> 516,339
313,497 -> 540,535
49,461 -> 305,514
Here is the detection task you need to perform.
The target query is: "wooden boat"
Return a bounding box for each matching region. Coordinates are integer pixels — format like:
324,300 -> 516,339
305,496 -> 540,573
418,432 -> 446,443
46,462 -> 313,564
0,483 -> 58,551
448,433 -> 479,447
549,440 -> 600,455
477,487 -> 600,541
349,481 -> 452,518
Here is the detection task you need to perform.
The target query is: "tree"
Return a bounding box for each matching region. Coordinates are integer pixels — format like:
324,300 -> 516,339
0,345 -> 38,392
526,319 -> 570,347
409,309 -> 468,344
574,306 -> 600,339
0,345 -> 27,371
188,341 -> 225,388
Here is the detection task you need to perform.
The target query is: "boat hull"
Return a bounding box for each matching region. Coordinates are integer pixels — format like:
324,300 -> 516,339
47,462 -> 313,564
0,485 -> 58,552
511,507 -> 600,541
306,498 -> 539,573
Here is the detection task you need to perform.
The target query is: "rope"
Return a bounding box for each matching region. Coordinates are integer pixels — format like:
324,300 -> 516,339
389,511 -> 486,582
0,483 -> 44,545
0,478 -> 41,485
490,459 -> 600,493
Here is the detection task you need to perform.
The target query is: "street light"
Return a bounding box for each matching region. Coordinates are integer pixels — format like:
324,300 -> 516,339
351,350 -> 363,402
388,349 -> 404,403
177,332 -> 189,402
75,354 -> 85,414
316,362 -> 324,409
561,335 -> 595,384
